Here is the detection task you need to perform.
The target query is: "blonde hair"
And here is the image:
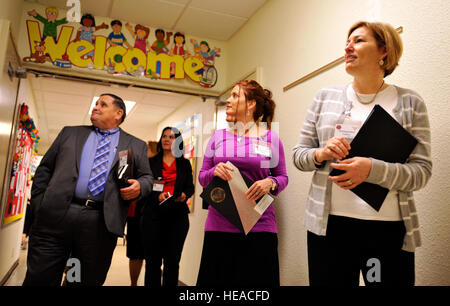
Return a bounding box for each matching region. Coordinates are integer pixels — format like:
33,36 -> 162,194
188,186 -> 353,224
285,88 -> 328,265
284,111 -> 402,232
45,7 -> 59,15
348,21 -> 403,77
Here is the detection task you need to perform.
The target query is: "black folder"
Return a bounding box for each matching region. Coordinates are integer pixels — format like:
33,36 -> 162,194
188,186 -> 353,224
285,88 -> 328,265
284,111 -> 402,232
201,176 -> 244,232
329,104 -> 418,211
200,171 -> 265,233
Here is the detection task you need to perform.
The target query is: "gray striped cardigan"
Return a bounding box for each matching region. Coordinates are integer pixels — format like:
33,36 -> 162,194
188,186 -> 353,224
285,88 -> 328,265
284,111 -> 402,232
293,84 -> 432,252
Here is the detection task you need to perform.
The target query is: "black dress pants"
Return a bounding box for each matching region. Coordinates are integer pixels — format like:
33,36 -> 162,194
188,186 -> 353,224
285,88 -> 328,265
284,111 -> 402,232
196,231 -> 280,287
23,202 -> 117,286
307,215 -> 415,286
142,213 -> 189,287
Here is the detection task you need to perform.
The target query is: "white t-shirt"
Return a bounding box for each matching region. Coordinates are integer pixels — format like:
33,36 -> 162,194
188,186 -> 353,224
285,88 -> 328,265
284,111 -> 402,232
330,84 -> 402,221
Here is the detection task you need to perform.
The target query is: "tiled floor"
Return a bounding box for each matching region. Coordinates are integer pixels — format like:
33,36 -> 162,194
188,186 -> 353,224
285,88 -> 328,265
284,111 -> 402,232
4,237 -> 145,286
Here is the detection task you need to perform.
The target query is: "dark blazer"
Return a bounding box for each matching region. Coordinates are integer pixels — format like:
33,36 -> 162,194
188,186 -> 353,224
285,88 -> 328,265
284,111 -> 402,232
30,125 -> 153,236
143,154 -> 195,217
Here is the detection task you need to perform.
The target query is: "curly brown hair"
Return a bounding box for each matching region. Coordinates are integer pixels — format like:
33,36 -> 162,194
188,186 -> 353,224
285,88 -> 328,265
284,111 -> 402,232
235,80 -> 276,129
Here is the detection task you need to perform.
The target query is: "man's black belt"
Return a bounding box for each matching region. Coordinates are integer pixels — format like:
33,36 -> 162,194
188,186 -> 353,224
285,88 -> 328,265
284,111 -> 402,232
72,197 -> 104,210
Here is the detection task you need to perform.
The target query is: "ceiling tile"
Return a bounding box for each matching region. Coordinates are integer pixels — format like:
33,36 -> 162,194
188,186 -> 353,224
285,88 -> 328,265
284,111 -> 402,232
79,0 -> 114,17
131,104 -> 174,119
189,0 -> 267,18
161,0 -> 191,5
141,92 -> 190,108
92,86 -> 145,103
38,78 -> 95,97
110,0 -> 185,29
177,7 -> 246,41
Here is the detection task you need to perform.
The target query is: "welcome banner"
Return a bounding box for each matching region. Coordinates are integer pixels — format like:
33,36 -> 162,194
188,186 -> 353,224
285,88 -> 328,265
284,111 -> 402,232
21,4 -> 223,89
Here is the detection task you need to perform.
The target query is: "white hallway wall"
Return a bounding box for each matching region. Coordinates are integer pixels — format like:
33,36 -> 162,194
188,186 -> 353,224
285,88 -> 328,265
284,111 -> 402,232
163,0 -> 450,285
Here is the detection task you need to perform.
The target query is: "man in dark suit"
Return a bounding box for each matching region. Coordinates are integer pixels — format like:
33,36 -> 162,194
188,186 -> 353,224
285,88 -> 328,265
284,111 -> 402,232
23,93 -> 153,286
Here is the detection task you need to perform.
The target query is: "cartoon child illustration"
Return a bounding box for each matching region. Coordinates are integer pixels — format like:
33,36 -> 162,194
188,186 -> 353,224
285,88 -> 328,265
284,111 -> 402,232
151,29 -> 173,76
169,32 -> 190,78
107,20 -> 132,48
191,39 -> 221,65
151,29 -> 172,54
27,7 -> 67,41
75,14 -> 108,59
125,23 -> 150,54
170,32 -> 190,58
190,39 -> 221,80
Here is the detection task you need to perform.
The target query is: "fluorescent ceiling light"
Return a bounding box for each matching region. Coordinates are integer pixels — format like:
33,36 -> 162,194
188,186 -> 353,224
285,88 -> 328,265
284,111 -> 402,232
89,96 -> 136,116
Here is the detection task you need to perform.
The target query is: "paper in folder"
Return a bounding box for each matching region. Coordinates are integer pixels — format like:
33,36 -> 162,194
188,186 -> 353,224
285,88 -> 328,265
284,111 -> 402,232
329,104 -> 418,211
200,162 -> 273,234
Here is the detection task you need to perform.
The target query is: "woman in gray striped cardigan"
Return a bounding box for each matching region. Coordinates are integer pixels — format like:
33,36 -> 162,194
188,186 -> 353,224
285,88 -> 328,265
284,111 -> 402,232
293,21 -> 431,286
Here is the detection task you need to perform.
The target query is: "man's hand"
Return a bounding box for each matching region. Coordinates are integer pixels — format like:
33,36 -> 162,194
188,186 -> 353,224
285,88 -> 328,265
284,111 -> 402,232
120,179 -> 141,200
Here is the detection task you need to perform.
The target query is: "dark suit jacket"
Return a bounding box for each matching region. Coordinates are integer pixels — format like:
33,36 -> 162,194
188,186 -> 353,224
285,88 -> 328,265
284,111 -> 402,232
142,154 -> 195,218
30,125 -> 153,236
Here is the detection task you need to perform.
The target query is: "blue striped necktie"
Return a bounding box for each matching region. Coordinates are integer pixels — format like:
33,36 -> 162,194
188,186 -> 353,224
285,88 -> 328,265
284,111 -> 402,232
87,129 -> 112,197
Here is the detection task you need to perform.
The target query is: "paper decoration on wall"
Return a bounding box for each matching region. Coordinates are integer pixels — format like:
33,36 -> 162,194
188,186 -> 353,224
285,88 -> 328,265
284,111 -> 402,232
3,104 -> 38,225
19,104 -> 40,146
23,7 -> 222,88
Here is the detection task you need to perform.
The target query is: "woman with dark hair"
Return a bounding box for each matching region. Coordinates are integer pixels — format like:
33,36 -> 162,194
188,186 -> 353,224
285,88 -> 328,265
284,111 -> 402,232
196,80 -> 289,286
141,127 -> 194,287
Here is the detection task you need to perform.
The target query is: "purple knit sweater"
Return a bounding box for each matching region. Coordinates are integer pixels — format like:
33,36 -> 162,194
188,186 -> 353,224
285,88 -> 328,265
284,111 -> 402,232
198,129 -> 288,233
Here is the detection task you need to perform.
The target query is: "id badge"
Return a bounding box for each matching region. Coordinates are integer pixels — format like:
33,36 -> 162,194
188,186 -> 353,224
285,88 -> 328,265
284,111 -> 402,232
153,179 -> 164,192
253,143 -> 271,157
119,150 -> 128,167
335,120 -> 361,141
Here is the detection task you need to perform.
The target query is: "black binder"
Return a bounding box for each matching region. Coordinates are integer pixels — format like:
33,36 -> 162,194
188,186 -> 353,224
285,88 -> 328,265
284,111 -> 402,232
329,104 -> 418,211
200,171 -> 265,232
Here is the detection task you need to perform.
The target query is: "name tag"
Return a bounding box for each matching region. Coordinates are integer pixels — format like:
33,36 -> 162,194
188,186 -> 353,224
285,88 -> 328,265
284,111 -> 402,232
153,179 -> 164,192
335,122 -> 361,141
119,150 -> 128,167
253,143 -> 271,157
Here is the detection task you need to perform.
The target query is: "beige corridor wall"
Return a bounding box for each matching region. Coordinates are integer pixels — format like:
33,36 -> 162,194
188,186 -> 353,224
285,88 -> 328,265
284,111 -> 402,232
223,0 -> 450,285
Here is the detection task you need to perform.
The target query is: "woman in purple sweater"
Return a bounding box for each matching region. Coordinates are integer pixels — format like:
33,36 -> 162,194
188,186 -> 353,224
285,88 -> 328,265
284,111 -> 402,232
196,80 -> 288,286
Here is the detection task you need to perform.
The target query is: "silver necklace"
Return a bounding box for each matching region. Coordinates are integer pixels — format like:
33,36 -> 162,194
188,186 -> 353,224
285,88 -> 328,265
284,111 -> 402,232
236,121 -> 257,142
354,80 -> 385,104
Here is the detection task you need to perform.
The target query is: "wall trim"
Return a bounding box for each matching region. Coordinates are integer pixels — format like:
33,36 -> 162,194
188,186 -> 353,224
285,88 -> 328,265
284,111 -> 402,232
0,259 -> 19,286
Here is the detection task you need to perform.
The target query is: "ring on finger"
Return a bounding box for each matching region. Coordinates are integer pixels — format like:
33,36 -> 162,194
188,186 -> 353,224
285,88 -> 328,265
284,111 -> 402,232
346,179 -> 353,186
